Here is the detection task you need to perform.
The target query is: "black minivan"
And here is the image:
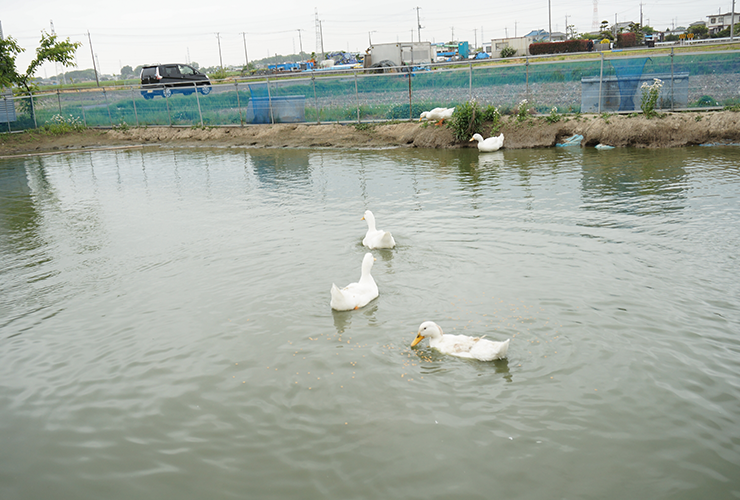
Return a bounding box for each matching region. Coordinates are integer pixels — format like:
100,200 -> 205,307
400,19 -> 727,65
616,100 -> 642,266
140,64 -> 211,99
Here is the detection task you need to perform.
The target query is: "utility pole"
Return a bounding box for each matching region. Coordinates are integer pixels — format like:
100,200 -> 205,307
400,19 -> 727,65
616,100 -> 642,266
216,33 -> 223,70
565,15 -> 569,39
732,0 -> 736,41
241,32 -> 249,70
548,0 -> 552,41
50,20 -> 66,84
319,20 -> 325,57
473,28 -> 477,49
297,29 -> 303,55
416,6 -> 423,42
87,31 -> 99,87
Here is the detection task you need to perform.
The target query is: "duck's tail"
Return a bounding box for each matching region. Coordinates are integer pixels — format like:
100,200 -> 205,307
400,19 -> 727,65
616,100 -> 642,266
380,232 -> 396,248
330,284 -> 346,310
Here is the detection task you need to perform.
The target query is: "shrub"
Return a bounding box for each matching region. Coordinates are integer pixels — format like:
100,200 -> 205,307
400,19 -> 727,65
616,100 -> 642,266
515,99 -> 532,122
616,32 -> 638,48
500,46 -> 517,58
545,107 -> 562,123
447,101 -> 483,142
640,78 -> 663,118
41,114 -> 86,134
529,40 -> 589,55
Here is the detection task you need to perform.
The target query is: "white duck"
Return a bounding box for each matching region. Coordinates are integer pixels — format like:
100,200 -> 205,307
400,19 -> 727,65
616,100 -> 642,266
470,133 -> 505,152
410,321 -> 510,361
330,253 -> 379,311
420,107 -> 455,124
361,210 -> 395,249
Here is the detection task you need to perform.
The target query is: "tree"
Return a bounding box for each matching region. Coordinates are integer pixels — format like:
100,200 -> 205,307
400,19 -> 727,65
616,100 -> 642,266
599,20 -> 614,41
0,30 -> 81,95
687,24 -> 709,39
628,22 -> 645,44
566,24 -> 577,40
120,65 -> 134,78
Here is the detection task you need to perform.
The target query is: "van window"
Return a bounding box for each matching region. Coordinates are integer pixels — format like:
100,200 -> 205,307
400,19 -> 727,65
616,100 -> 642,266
179,65 -> 197,76
162,65 -> 181,78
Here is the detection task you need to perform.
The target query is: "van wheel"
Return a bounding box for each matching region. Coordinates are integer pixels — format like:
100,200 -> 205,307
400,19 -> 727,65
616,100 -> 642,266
199,85 -> 212,95
163,88 -> 172,98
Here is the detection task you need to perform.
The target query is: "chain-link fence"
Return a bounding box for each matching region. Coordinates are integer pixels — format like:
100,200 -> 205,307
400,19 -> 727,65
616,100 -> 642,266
3,48 -> 739,133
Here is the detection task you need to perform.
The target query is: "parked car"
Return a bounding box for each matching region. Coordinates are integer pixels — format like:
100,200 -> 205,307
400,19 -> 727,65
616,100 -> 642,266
139,64 -> 211,99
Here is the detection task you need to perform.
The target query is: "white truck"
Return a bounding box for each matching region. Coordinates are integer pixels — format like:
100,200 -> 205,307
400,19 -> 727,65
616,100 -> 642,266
364,42 -> 434,70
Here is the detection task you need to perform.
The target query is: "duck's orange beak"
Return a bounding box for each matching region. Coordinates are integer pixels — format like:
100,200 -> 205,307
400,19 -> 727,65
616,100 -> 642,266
361,216 -> 365,220
410,333 -> 425,347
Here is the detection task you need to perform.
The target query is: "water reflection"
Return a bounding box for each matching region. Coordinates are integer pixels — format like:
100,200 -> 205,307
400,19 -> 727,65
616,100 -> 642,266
475,151 -> 505,170
2,146 -> 739,500
248,149 -> 311,185
332,302 -> 379,335
580,148 -> 688,216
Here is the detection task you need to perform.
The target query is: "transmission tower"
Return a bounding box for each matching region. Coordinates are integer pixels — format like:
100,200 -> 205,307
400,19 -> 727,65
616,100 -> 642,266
592,0 -> 599,31
315,9 -> 322,57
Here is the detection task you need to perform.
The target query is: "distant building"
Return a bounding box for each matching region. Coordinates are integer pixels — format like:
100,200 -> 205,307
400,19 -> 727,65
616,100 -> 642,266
706,12 -> 740,34
491,30 -> 565,57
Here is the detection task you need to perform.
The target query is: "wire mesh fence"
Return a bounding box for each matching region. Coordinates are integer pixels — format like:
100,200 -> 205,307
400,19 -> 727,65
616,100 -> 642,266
2,48 -> 739,133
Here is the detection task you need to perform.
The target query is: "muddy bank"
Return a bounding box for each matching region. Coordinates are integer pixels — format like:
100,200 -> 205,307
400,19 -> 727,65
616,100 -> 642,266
2,111 -> 739,157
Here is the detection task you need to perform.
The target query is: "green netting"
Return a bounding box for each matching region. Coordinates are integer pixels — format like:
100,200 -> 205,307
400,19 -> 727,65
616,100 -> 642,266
3,49 -> 739,131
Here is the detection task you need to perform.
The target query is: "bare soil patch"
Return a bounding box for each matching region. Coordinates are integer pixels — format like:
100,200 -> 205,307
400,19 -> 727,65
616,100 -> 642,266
2,111 -> 739,157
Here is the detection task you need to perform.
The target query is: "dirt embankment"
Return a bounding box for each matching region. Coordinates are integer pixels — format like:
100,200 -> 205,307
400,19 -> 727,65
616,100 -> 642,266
2,111 -> 739,157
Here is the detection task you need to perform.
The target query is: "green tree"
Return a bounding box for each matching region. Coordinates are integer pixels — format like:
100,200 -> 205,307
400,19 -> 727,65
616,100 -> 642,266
688,24 -> 709,38
120,65 -> 134,78
0,30 -> 81,123
628,22 -> 645,44
0,30 -> 81,94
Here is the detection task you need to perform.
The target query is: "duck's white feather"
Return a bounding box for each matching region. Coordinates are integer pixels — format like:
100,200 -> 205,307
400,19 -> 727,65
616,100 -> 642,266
411,321 -> 509,361
330,253 -> 378,311
470,133 -> 505,152
362,210 -> 395,249
420,107 -> 455,123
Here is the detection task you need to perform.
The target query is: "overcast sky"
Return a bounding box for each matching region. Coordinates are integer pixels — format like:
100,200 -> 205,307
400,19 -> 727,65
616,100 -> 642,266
2,0 -> 732,78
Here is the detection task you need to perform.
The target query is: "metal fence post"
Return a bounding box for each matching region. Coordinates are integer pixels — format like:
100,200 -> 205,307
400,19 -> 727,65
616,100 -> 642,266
598,52 -> 604,114
103,89 -> 113,126
164,88 -> 172,126
267,77 -> 275,124
355,70 -> 360,123
408,71 -> 413,120
193,82 -> 204,127
235,81 -> 243,126
31,93 -> 38,129
312,73 -> 320,124
131,87 -> 139,127
79,89 -> 87,126
57,89 -> 62,115
3,96 -> 10,132
525,56 -> 530,103
469,62 -> 473,101
670,47 -> 675,111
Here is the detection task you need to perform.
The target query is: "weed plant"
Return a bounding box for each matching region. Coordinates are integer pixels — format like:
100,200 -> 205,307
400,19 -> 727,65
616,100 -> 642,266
41,114 -> 86,134
447,101 -> 483,142
640,78 -> 663,118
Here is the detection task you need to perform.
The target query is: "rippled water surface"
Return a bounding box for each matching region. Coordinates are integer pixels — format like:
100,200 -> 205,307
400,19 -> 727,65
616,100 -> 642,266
1,145 -> 739,499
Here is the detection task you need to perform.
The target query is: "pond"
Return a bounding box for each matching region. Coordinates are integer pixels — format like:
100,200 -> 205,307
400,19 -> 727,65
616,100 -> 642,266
1,145 -> 739,499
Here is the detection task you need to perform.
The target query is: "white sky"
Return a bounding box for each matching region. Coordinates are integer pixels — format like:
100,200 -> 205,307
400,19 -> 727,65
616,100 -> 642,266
2,0 -> 733,77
